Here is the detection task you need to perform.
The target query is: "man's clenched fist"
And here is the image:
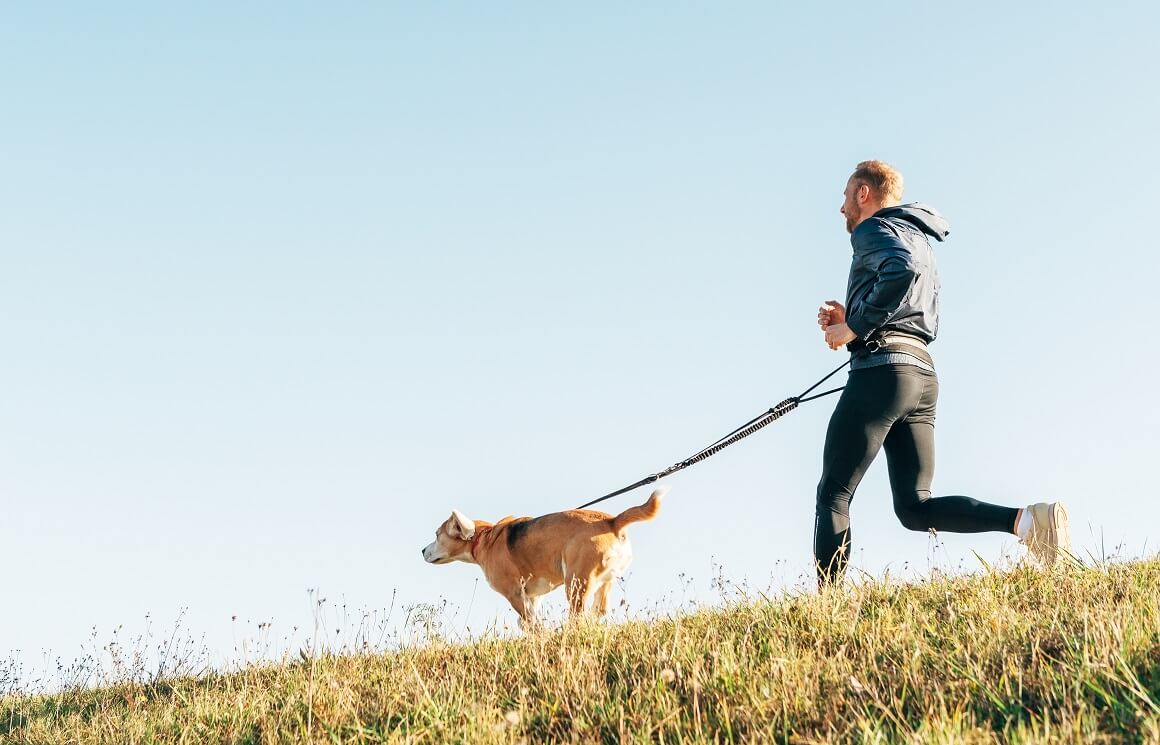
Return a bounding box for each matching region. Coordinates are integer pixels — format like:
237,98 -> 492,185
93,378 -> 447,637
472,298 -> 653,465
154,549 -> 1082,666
818,300 -> 856,349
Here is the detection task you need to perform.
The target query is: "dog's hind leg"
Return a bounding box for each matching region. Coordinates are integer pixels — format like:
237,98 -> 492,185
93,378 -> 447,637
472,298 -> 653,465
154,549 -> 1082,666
592,581 -> 613,616
566,574 -> 592,616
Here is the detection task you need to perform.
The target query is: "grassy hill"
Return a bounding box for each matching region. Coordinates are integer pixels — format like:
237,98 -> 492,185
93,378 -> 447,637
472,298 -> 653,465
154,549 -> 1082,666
3,559 -> 1158,744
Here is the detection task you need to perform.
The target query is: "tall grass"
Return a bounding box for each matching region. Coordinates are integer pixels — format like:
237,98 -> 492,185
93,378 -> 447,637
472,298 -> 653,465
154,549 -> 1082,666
3,558 -> 1158,743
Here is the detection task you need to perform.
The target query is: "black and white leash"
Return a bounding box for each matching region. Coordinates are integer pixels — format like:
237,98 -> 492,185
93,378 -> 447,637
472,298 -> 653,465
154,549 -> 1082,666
575,358 -> 853,510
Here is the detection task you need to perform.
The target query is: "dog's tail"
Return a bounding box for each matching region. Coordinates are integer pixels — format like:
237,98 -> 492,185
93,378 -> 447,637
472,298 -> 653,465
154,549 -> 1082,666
610,486 -> 668,535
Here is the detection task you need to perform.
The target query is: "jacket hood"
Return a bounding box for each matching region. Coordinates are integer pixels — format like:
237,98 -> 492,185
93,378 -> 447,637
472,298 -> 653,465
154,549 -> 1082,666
875,203 -> 950,242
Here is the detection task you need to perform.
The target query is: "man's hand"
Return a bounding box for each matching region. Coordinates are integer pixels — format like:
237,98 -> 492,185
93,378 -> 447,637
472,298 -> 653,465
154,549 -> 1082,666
824,322 -> 858,350
817,300 -> 846,330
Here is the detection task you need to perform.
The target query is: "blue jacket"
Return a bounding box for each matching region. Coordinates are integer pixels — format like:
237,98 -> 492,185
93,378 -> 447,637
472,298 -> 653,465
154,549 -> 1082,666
844,203 -> 950,346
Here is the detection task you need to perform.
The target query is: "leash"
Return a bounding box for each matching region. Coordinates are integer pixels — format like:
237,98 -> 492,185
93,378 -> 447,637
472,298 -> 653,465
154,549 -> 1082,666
576,358 -> 852,510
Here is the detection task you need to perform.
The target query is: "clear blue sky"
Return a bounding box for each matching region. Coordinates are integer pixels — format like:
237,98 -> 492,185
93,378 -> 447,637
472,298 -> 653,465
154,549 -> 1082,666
3,3 -> 1157,674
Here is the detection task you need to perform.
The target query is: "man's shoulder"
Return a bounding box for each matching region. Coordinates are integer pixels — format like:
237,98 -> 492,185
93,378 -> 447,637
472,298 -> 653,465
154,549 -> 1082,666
851,216 -> 910,253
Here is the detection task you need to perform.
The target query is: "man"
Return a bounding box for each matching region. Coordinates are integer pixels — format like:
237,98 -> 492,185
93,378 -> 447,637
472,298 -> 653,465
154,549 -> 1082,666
813,160 -> 1070,586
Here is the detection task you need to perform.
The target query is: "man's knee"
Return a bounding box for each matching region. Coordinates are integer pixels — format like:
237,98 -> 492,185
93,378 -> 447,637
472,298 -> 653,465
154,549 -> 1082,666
894,494 -> 931,532
896,509 -> 928,532
816,477 -> 851,518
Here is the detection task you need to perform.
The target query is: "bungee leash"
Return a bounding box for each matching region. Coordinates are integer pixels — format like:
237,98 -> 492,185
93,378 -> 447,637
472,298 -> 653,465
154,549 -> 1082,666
576,358 -> 852,510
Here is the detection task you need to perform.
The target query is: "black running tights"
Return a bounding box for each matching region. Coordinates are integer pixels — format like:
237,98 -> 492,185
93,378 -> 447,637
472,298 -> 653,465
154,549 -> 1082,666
814,363 -> 1018,586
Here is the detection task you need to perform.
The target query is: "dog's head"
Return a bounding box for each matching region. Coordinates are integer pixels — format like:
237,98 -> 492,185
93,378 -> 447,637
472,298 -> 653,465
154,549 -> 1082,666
422,510 -> 477,564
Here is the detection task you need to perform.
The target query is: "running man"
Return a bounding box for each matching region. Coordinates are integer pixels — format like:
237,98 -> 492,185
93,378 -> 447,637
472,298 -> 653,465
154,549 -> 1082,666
814,160 -> 1070,586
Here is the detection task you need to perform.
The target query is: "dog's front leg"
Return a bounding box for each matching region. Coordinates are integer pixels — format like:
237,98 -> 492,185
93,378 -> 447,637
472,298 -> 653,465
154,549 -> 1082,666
519,599 -> 543,633
506,590 -> 541,631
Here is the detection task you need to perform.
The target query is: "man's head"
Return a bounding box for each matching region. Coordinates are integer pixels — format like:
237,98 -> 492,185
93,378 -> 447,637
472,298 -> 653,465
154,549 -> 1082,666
841,160 -> 904,233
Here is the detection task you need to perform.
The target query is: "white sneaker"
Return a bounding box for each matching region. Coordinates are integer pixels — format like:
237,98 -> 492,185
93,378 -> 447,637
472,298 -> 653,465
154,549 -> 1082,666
1020,502 -> 1071,566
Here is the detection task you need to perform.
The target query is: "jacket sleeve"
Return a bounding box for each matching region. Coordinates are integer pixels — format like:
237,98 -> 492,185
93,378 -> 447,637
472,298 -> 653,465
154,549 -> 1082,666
846,220 -> 917,339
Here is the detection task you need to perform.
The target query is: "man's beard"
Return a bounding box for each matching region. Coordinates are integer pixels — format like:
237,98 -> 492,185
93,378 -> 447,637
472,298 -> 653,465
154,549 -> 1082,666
845,208 -> 860,233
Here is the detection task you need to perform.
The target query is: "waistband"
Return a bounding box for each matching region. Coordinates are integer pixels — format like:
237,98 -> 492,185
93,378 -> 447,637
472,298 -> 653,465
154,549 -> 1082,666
850,332 -> 934,369
864,333 -> 929,353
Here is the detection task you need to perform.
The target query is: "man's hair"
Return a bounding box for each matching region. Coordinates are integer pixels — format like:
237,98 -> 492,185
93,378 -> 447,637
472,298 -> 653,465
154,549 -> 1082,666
850,160 -> 904,205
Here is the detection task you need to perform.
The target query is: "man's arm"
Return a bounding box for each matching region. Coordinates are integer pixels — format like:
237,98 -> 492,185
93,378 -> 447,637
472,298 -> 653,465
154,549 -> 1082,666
818,300 -> 856,350
845,221 -> 917,339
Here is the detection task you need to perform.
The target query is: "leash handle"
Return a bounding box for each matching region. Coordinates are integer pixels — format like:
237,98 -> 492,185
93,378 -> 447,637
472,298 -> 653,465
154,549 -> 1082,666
797,358 -> 851,400
799,386 -> 845,404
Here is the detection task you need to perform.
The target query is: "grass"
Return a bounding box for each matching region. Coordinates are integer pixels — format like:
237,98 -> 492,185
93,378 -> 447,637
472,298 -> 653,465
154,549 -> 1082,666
2,558 -> 1158,744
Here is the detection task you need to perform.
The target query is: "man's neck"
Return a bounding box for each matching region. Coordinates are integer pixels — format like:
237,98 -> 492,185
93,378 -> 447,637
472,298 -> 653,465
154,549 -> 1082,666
856,202 -> 897,228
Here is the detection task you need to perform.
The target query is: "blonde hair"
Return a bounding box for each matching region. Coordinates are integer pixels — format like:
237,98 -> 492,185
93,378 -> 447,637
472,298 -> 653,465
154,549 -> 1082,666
851,160 -> 904,205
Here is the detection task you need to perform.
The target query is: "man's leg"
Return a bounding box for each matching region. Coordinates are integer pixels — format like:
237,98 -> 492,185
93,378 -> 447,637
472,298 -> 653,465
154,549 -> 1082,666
884,421 -> 1020,532
815,367 -> 921,586
884,369 -> 1019,533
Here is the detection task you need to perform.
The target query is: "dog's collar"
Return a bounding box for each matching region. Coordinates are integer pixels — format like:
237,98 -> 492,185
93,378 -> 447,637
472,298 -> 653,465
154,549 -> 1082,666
469,526 -> 490,561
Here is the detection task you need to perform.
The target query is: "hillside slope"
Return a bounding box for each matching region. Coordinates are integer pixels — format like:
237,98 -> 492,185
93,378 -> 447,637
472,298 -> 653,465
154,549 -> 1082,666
4,560 -> 1159,744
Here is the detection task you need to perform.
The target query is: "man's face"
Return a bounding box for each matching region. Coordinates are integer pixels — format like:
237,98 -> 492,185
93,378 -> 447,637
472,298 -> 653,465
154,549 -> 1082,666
840,178 -> 864,234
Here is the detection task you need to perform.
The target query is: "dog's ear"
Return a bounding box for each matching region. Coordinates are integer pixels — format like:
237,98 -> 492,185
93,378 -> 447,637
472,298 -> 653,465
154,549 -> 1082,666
449,510 -> 476,540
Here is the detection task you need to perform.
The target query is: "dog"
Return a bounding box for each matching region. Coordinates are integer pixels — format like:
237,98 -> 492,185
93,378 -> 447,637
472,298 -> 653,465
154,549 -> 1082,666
422,486 -> 667,627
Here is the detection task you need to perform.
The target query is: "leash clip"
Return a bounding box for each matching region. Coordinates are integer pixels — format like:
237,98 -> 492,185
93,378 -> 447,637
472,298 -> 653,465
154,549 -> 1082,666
864,337 -> 885,353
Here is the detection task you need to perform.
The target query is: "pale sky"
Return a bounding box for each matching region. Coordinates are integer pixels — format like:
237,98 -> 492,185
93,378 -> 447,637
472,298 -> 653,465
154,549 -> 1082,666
2,3 -> 1157,680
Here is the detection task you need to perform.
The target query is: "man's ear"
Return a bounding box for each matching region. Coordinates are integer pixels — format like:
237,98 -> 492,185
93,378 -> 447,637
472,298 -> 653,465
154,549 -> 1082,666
449,510 -> 476,540
857,183 -> 870,203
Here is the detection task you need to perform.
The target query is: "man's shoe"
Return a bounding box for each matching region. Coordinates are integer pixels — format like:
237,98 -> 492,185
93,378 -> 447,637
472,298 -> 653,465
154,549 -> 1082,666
1020,502 -> 1071,566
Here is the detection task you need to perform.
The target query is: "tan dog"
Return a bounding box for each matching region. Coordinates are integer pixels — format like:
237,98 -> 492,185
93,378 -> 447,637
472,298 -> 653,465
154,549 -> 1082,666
422,487 -> 667,627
